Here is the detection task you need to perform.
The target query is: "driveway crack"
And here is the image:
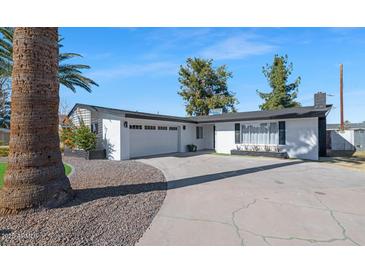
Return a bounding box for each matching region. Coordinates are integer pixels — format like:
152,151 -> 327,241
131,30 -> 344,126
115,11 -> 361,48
159,214 -> 231,227
231,199 -> 257,246
313,194 -> 360,246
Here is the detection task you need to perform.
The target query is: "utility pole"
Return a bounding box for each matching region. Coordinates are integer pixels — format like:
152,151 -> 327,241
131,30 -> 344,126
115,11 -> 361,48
340,64 -> 344,131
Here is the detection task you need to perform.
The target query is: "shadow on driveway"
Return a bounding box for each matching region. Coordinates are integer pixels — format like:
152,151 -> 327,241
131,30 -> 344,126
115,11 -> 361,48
64,160 -> 303,208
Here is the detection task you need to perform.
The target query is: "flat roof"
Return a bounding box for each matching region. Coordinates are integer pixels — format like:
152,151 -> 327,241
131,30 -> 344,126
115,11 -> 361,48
69,103 -> 332,124
327,123 -> 365,130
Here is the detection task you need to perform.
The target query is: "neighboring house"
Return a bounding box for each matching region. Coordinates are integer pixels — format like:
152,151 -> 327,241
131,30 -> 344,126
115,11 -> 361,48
327,123 -> 365,151
0,128 -> 10,145
68,92 -> 331,161
58,114 -> 67,129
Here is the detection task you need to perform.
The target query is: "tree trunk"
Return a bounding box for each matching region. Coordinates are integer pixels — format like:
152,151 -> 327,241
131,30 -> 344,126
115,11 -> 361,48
0,28 -> 73,214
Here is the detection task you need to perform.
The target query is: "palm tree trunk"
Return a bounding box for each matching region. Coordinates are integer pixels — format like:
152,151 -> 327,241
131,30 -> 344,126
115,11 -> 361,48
0,28 -> 73,214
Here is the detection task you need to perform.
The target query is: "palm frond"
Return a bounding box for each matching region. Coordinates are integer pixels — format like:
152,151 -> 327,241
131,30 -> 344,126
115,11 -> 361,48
59,52 -> 83,62
59,73 -> 98,93
59,63 -> 91,71
0,29 -> 98,93
0,28 -> 14,42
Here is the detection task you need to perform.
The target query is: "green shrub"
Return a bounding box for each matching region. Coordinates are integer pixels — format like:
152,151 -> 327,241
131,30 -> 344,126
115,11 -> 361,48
0,146 -> 9,157
187,144 -> 197,152
74,124 -> 97,151
60,118 -> 77,149
60,126 -> 76,149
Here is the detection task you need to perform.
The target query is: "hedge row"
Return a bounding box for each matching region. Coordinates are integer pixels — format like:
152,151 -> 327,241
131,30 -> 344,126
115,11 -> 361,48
0,146 -> 9,157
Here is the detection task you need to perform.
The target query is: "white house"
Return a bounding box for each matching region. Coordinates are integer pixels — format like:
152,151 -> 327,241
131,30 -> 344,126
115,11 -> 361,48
68,92 -> 331,161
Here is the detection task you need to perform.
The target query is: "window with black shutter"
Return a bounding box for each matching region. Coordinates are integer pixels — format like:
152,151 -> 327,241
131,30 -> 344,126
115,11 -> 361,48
279,121 -> 286,145
196,127 -> 203,139
235,123 -> 240,144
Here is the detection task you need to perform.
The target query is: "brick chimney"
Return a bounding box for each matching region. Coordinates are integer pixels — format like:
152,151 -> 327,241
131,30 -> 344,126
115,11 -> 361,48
314,92 -> 326,109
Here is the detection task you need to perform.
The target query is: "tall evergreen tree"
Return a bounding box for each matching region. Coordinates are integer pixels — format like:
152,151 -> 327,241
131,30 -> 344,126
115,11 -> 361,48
257,54 -> 301,110
178,58 -> 238,116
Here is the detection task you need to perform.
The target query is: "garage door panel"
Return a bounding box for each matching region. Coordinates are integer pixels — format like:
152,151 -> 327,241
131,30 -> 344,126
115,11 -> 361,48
130,126 -> 179,158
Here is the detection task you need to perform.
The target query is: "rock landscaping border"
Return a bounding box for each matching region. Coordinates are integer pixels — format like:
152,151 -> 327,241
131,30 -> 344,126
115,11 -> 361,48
0,156 -> 167,245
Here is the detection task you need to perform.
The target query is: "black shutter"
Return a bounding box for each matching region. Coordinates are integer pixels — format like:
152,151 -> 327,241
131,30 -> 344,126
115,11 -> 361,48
235,123 -> 240,144
279,121 -> 286,145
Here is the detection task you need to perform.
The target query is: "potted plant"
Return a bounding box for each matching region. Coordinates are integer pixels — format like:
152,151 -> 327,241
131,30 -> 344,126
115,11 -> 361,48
187,144 -> 197,152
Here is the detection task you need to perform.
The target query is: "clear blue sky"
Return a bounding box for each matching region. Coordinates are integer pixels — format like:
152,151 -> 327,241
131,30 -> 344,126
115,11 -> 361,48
59,28 -> 365,123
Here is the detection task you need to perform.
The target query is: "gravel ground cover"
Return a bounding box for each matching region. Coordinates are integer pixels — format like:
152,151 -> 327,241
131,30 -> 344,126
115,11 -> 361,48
0,156 -> 166,246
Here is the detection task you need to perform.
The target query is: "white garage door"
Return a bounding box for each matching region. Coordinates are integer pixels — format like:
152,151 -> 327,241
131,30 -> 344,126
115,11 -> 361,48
129,124 -> 179,158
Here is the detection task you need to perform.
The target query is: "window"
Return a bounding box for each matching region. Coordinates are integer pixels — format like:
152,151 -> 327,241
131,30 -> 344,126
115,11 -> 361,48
235,123 -> 240,144
169,126 -> 178,131
241,122 -> 279,145
158,126 -> 168,130
129,124 -> 142,130
269,123 -> 278,144
145,125 -> 156,130
91,122 -> 98,134
196,126 -> 203,139
279,121 -> 286,145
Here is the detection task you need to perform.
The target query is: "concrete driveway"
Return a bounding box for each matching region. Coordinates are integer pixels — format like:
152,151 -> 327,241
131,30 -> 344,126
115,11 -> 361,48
137,153 -> 365,246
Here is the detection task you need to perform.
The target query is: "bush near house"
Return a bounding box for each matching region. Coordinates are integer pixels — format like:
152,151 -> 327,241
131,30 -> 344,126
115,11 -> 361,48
74,124 -> 97,151
0,146 -> 9,157
60,126 -> 77,150
61,121 -> 97,152
60,118 -> 77,149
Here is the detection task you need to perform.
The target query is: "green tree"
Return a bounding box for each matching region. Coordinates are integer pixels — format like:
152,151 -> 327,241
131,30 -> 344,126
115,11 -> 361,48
60,118 -> 77,149
0,27 -> 98,93
178,57 -> 238,116
74,123 -> 97,151
257,54 -> 301,110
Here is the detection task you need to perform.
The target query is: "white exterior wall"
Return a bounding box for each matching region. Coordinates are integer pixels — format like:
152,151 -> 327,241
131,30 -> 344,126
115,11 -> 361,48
284,117 -> 318,160
215,122 -> 236,154
330,130 -> 355,150
126,118 -> 214,158
102,119 -> 121,160
214,117 -> 319,160
180,123 -> 214,152
74,109 -> 214,160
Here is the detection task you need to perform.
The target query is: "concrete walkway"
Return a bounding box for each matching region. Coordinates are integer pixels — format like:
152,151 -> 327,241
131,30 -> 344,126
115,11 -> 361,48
137,153 -> 365,246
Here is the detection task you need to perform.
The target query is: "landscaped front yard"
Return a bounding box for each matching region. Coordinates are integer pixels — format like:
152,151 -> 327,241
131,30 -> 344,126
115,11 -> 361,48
0,157 -> 167,245
0,163 -> 73,188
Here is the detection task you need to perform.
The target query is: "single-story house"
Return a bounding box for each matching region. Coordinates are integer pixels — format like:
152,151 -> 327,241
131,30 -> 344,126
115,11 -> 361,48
68,92 -> 331,161
327,122 -> 365,151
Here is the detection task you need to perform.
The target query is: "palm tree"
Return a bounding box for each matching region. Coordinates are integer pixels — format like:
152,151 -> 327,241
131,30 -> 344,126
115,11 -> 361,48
0,28 -> 73,214
0,27 -> 98,93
